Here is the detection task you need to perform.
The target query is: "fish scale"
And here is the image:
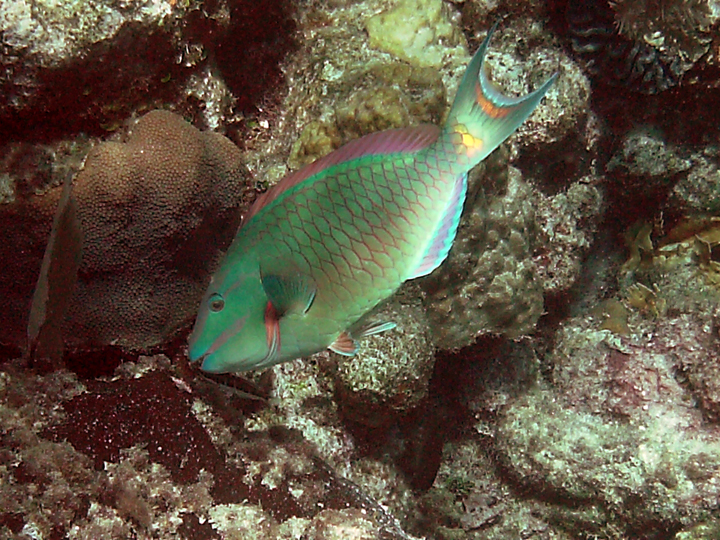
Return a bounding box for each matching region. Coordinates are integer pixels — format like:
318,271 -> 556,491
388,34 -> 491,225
188,25 -> 557,372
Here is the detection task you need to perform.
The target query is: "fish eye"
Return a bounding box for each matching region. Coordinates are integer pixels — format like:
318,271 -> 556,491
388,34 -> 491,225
208,293 -> 225,312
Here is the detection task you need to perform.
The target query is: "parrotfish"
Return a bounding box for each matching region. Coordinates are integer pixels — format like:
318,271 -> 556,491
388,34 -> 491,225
188,24 -> 556,373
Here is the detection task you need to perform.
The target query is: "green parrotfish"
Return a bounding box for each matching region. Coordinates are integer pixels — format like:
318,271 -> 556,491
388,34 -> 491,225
188,25 -> 556,373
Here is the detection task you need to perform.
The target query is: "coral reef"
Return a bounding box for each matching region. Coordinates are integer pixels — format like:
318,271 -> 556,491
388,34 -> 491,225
418,18 -> 596,350
5,0 -> 720,538
669,148 -> 720,215
422,159 -> 601,349
496,308 -> 720,535
533,179 -> 604,294
471,186 -> 720,537
0,355 -> 421,539
423,165 -> 545,348
420,438 -> 567,539
607,129 -> 693,179
0,0 -> 295,142
478,20 -> 592,147
0,0 -> 178,135
0,0 -> 298,358
288,62 -> 447,170
611,0 -> 712,67
365,0 -> 466,68
415,247 -> 720,538
67,109 -> 250,350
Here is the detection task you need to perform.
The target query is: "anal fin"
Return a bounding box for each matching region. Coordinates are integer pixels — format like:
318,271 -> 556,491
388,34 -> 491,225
407,172 -> 467,279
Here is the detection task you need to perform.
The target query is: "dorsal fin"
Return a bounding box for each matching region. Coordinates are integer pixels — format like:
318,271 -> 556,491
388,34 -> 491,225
244,124 -> 441,223
407,172 -> 467,279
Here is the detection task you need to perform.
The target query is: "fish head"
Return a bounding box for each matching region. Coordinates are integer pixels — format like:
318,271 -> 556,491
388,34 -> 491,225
187,274 -> 271,373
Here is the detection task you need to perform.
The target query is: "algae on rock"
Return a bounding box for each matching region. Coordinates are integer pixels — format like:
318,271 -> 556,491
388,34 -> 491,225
334,285 -> 435,426
365,0 -> 466,69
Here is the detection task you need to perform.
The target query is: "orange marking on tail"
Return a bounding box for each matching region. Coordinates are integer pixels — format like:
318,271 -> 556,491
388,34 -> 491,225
476,82 -> 509,119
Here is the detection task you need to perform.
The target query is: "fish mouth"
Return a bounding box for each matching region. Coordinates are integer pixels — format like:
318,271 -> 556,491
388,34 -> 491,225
199,353 -> 228,374
186,335 -> 205,363
186,346 -> 222,373
187,342 -> 220,372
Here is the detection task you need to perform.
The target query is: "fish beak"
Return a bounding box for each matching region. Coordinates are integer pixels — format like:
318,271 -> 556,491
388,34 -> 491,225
187,339 -> 203,363
199,353 -> 227,374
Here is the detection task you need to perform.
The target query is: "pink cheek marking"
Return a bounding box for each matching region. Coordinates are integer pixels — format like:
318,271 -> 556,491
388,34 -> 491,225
264,301 -> 281,357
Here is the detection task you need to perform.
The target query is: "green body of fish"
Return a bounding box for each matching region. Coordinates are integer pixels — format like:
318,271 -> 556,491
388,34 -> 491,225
188,25 -> 556,373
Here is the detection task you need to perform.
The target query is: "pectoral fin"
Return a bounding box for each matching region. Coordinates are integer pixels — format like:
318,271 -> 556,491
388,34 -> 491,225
260,270 -> 317,316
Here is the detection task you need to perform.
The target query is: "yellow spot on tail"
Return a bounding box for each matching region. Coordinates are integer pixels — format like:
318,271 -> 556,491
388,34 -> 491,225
476,82 -> 509,119
454,124 -> 484,158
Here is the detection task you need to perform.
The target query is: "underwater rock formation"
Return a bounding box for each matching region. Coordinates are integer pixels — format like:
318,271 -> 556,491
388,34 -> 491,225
365,0 -> 466,68
416,227 -> 720,537
0,0 -> 180,139
288,62 -> 447,170
334,286 -> 436,426
497,315 -> 720,535
607,129 -> 693,179
0,355 -> 421,539
489,205 -> 720,536
7,0 -> 719,537
422,162 -> 602,349
0,0 -> 295,142
533,179 -> 604,294
565,0 -> 712,94
671,151 -> 720,215
423,166 -> 545,348
417,19 -> 596,350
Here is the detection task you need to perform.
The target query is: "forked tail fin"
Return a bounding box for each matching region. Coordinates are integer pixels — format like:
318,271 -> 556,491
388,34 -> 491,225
445,22 -> 557,168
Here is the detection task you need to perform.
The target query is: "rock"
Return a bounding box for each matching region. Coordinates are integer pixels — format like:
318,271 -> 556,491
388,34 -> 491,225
423,166 -> 544,349
670,149 -> 720,215
495,276 -> 720,535
480,20 -> 591,148
607,130 -> 693,179
334,286 -> 436,426
304,508 -> 378,540
365,0 -> 466,69
533,179 -> 604,294
0,0 -> 296,143
0,355 -> 421,539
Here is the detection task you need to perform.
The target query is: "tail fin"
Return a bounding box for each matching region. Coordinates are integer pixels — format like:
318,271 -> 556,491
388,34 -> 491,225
446,22 -> 557,167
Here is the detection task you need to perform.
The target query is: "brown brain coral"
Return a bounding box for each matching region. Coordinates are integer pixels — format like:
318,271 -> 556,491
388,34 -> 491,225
64,109 -> 250,350
1,109 -> 250,355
